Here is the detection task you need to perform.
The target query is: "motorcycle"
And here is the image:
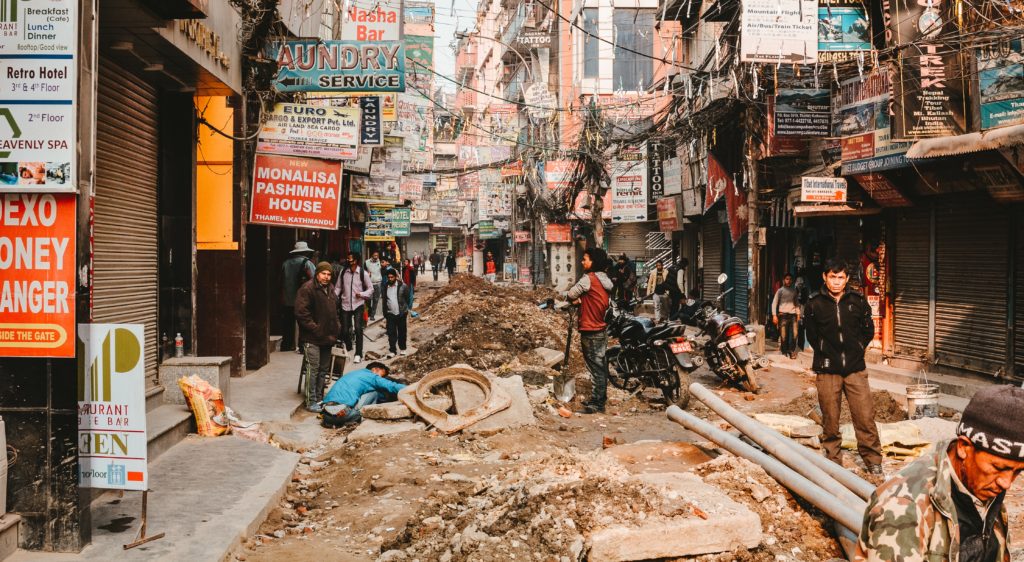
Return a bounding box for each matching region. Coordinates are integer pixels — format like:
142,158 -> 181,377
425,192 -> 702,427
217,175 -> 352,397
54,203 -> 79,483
605,297 -> 696,409
686,273 -> 766,393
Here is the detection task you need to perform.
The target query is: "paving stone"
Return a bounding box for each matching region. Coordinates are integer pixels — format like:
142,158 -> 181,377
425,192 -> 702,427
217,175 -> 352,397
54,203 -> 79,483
452,375 -> 536,435
347,420 -> 425,442
588,472 -> 761,561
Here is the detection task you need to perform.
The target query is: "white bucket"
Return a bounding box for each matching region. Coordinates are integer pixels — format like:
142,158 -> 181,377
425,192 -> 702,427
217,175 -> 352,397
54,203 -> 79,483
906,384 -> 940,420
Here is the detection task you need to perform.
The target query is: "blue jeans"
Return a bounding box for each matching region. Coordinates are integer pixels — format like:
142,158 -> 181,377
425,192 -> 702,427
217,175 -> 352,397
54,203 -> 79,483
323,391 -> 380,427
580,330 -> 609,409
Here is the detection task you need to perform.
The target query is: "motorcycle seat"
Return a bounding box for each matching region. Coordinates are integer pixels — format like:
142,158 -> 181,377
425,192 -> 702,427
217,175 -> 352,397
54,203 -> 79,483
647,324 -> 680,340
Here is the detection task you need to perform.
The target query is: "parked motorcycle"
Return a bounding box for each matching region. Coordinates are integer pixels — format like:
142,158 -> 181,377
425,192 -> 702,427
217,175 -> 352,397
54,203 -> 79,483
605,298 -> 696,409
687,273 -> 765,393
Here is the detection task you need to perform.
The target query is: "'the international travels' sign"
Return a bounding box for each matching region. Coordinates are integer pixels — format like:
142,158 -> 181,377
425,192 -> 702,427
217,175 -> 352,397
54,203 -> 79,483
0,193 -> 76,357
78,323 -> 148,491
800,177 -> 848,202
249,154 -> 342,229
272,40 -> 406,93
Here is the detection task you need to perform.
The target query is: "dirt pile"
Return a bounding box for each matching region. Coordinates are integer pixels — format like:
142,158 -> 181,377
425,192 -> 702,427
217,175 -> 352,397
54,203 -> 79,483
380,451 -> 710,561
692,455 -> 843,561
775,389 -> 907,424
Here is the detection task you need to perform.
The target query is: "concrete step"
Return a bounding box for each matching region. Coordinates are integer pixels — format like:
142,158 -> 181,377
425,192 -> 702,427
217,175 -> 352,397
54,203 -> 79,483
145,385 -> 164,413
0,514 -> 19,561
146,404 -> 193,463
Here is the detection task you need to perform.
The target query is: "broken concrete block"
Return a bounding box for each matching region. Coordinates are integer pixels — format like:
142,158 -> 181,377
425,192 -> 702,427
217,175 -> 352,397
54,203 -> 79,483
453,375 -> 536,435
588,472 -> 761,561
346,420 -> 425,442
362,397 -> 452,420
527,387 -> 549,404
533,347 -> 565,368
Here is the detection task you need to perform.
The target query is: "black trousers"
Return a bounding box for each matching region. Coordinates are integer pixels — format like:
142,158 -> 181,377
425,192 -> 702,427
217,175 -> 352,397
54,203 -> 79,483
385,312 -> 408,353
281,305 -> 296,351
340,305 -> 365,356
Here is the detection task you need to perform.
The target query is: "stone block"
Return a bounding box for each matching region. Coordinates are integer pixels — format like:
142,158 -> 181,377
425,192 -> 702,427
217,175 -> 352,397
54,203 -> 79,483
588,472 -> 761,561
452,375 -> 536,435
362,396 -> 452,421
159,356 -> 232,405
347,420 -> 425,442
533,347 -> 565,368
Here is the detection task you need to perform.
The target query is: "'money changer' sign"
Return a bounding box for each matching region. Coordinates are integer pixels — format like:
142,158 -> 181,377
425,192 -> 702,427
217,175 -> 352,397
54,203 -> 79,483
272,40 -> 406,93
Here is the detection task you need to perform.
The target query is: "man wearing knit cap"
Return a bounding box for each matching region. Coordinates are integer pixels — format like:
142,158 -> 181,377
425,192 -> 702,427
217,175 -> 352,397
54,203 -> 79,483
856,386 -> 1024,562
294,262 -> 341,412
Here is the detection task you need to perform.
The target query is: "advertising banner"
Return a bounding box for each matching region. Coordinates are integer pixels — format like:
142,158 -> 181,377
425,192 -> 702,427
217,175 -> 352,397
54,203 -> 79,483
272,40 -> 406,93
365,205 -> 395,241
390,207 -> 411,236
359,96 -> 383,146
657,195 -> 682,232
544,160 -> 574,191
774,89 -> 831,137
741,0 -> 817,64
545,223 -> 571,243
835,72 -> 911,174
663,157 -> 682,196
888,0 -> 967,139
308,92 -> 397,121
256,103 -> 359,160
351,175 -> 400,204
800,177 -> 848,202
400,175 -> 423,201
513,230 -> 531,243
78,324 -> 148,490
0,193 -> 75,357
976,40 -> 1024,130
249,154 -> 342,229
0,0 -> 77,193
647,141 -> 666,205
817,0 -> 870,63
515,30 -> 552,49
610,146 -> 647,223
851,173 -> 913,206
477,220 -> 500,239
342,0 -> 402,41
572,190 -> 613,220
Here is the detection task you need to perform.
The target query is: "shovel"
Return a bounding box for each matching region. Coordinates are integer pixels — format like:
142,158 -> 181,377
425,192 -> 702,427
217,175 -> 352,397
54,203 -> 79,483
553,304 -> 576,403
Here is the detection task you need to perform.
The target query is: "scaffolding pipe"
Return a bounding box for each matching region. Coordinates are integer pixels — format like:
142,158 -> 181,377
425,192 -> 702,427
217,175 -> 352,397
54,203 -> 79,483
666,405 -> 865,532
687,383 -> 867,509
764,424 -> 876,501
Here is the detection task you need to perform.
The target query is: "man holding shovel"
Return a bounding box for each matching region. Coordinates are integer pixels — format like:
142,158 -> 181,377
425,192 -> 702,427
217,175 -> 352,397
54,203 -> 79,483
564,247 -> 614,414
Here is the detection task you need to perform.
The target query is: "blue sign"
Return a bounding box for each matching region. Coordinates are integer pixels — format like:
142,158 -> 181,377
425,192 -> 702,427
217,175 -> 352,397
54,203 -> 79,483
272,40 -> 406,93
977,40 -> 1024,130
818,6 -> 870,52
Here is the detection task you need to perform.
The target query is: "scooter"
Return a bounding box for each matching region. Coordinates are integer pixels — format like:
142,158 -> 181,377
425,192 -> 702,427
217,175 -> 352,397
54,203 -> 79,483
687,273 -> 766,393
605,297 -> 696,408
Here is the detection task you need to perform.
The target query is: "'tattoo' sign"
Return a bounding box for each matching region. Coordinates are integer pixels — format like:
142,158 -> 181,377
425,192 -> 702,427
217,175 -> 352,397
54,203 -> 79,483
342,0 -> 402,41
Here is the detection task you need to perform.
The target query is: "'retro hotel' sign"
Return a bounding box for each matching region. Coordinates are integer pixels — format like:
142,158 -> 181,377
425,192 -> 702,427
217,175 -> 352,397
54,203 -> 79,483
249,154 -> 343,229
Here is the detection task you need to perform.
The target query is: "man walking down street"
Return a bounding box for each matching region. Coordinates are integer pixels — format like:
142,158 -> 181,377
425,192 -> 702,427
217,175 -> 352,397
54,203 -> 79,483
429,249 -> 442,281
402,259 -> 418,309
565,248 -> 614,414
646,260 -> 670,323
335,252 -> 374,364
321,362 -> 406,427
772,273 -> 802,359
445,252 -> 457,280
294,262 -> 341,412
804,258 -> 883,478
365,251 -> 383,321
280,241 -> 316,352
856,386 -> 1024,562
382,268 -> 410,357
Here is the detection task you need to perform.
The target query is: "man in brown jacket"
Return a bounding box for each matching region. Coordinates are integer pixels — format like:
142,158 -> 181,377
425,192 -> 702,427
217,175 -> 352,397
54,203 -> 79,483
295,262 -> 341,412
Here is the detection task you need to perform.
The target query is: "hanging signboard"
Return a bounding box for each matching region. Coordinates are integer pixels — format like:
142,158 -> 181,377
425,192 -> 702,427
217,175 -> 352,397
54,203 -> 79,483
610,146 -> 647,222
78,323 -> 148,490
836,72 -> 912,174
544,160 -> 574,191
365,205 -> 395,241
400,175 -> 423,201
513,230 -> 531,243
515,30 -> 552,49
249,154 -> 342,229
477,220 -> 500,239
518,266 -> 532,284
0,0 -> 77,193
545,223 -> 571,243
657,195 -> 682,232
850,173 -> 913,206
740,0 -> 817,64
663,157 -> 682,195
523,83 -> 557,120
800,177 -> 848,202
359,96 -> 383,146
342,0 -> 403,41
976,40 -> 1024,130
307,92 -> 398,121
817,0 -> 870,64
888,0 -> 967,139
0,193 -> 75,357
774,89 -> 831,137
647,141 -> 666,205
390,206 -> 411,236
256,103 -> 359,160
272,40 -> 406,93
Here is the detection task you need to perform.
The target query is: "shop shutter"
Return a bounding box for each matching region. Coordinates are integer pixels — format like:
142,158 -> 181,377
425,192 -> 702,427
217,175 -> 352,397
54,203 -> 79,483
833,218 -> 862,270
1014,209 -> 1024,380
701,219 -> 722,301
93,57 -> 160,385
732,235 -> 749,321
892,207 -> 930,359
607,222 -> 652,260
934,196 -> 1008,375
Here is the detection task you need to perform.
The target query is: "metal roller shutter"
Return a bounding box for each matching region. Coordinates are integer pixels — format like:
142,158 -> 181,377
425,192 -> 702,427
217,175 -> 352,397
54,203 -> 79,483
607,222 -> 652,259
93,57 -> 160,385
732,235 -> 749,321
934,197 -> 1008,374
893,207 -> 930,359
1014,210 -> 1023,379
701,220 -> 722,301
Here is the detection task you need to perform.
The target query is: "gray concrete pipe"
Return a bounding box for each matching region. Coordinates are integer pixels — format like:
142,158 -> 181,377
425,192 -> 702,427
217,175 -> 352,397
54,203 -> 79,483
763,424 -> 876,501
687,383 -> 867,509
666,405 -> 865,532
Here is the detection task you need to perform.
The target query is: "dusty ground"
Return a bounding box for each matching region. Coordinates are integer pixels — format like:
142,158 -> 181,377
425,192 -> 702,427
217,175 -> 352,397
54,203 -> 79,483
238,279 -> 1024,562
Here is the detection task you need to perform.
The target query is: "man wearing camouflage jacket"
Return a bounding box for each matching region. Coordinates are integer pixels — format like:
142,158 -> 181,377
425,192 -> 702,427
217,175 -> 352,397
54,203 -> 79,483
856,386 -> 1024,562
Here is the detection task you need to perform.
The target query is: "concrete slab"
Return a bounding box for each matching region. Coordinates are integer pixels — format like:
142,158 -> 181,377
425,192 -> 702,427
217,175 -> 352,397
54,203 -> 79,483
158,357 -> 232,405
0,514 -> 20,561
230,351 -> 305,422
453,375 -> 536,436
261,418 -> 323,453
588,472 -> 761,561
362,396 -> 452,420
32,436 -> 299,562
347,420 -> 425,442
600,441 -> 712,474
531,347 -> 565,368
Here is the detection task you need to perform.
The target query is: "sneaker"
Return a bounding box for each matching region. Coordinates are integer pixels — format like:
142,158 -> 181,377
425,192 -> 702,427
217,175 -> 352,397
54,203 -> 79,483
789,352 -> 798,360
306,402 -> 323,414
868,464 -> 884,477
399,348 -> 408,356
353,355 -> 362,364
384,352 -> 396,359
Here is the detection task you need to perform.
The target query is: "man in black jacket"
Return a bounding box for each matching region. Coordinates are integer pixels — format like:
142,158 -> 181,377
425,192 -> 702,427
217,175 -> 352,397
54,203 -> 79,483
382,267 -> 410,358
804,258 -> 883,478
295,262 -> 341,412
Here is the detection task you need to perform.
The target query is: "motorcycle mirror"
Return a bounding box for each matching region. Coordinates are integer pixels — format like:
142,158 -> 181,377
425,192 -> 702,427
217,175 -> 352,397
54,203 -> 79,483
717,273 -> 729,285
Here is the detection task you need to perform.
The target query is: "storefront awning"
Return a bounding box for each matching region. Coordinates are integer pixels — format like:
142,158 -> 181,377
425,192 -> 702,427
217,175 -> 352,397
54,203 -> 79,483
792,204 -> 882,217
906,124 -> 1024,160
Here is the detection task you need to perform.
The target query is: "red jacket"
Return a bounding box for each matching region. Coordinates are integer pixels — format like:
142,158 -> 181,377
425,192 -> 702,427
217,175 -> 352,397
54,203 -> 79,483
566,272 -> 613,332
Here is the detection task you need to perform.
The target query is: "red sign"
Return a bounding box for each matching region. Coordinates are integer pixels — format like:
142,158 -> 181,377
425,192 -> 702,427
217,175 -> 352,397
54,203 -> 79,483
501,160 -> 523,178
249,154 -> 343,230
841,133 -> 875,161
0,193 -> 76,357
545,223 -> 571,243
851,173 -> 913,207
545,160 -> 574,191
657,196 -> 682,232
705,154 -> 730,212
513,230 -> 531,243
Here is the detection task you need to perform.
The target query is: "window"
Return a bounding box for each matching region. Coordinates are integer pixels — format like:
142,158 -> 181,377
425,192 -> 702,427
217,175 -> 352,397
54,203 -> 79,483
613,9 -> 654,91
582,8 -> 599,79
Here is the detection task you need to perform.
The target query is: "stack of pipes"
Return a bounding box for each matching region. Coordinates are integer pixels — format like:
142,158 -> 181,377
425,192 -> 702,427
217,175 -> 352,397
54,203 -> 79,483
667,383 -> 875,560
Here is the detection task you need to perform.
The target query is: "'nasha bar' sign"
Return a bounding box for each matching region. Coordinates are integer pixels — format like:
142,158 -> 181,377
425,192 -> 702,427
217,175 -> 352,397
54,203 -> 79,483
342,0 -> 403,41
249,154 -> 342,229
